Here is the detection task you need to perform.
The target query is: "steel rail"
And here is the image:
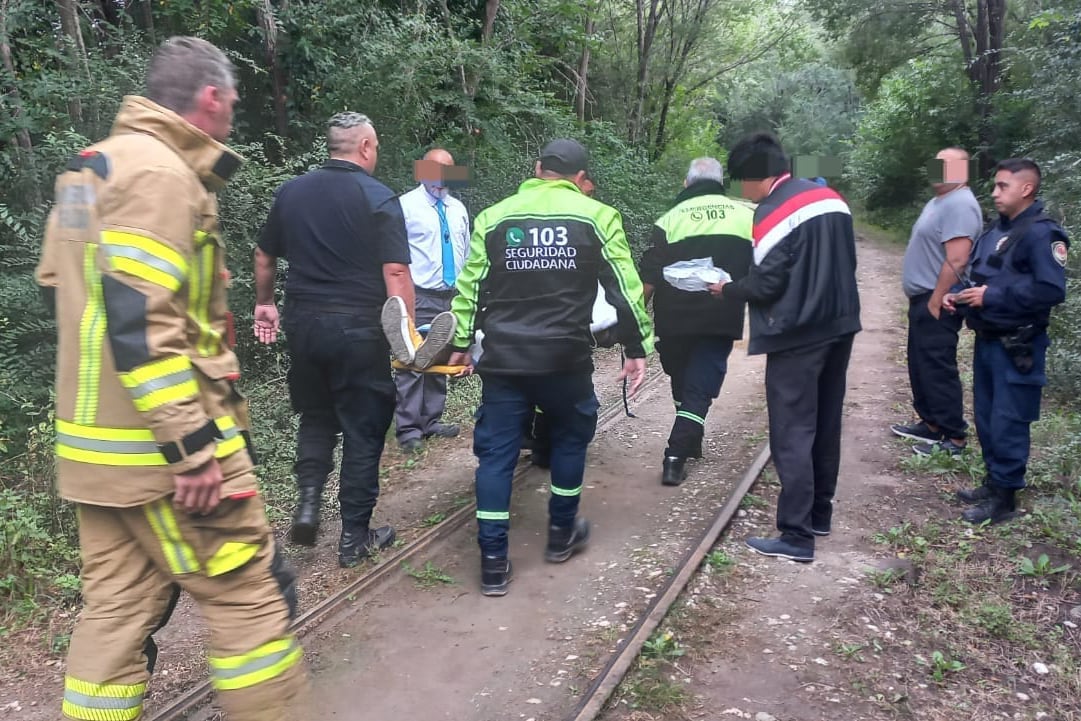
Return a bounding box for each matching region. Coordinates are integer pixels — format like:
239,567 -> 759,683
149,367 -> 670,721
564,441 -> 772,721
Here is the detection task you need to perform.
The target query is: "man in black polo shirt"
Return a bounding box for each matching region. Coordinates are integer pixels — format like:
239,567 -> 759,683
253,112 -> 414,568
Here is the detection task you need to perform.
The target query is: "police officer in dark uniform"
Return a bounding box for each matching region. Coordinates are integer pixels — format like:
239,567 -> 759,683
945,158 -> 1069,524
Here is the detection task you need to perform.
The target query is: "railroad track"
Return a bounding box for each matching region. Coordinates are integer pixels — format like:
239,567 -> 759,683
150,365 -> 770,721
150,367 -> 669,721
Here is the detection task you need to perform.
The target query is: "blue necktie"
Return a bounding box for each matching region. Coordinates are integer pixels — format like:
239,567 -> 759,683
436,198 -> 455,288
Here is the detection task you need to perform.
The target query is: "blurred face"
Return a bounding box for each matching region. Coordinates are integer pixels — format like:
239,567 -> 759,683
991,169 -> 1037,219
931,150 -> 969,195
419,149 -> 454,198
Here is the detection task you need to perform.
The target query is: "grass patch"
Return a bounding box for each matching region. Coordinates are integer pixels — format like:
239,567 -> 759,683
402,560 -> 455,588
421,512 -> 446,527
739,493 -> 770,510
857,406 -> 1081,716
704,549 -> 734,573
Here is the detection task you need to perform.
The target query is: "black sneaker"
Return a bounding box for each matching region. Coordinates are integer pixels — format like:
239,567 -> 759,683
545,517 -> 590,563
890,420 -> 943,443
913,439 -> 967,457
661,456 -> 688,486
480,555 -> 512,596
745,536 -> 814,563
338,525 -> 396,568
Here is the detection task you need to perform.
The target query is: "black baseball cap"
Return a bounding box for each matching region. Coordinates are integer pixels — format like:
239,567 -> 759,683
539,139 -> 589,175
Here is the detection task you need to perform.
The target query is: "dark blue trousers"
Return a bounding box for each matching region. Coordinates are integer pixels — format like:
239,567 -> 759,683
657,335 -> 734,458
973,334 -> 1048,490
473,372 -> 598,556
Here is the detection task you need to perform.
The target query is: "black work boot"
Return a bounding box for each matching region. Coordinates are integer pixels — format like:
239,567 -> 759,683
661,456 -> 688,486
957,480 -> 994,505
480,555 -> 513,596
338,525 -> 396,568
290,487 -> 322,546
962,486 -> 1019,525
545,517 -> 590,563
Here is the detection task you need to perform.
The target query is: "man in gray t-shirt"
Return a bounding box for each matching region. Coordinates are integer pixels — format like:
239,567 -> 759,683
891,147 -> 985,455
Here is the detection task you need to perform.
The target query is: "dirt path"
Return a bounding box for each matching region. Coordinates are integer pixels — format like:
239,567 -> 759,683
2,236 -> 921,721
603,236 -> 910,721
271,338 -> 770,720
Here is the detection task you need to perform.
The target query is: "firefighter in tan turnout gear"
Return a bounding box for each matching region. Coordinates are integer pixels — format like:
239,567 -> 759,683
35,37 -> 308,721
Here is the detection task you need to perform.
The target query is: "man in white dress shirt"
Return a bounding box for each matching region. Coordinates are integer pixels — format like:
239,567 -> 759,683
395,148 -> 471,452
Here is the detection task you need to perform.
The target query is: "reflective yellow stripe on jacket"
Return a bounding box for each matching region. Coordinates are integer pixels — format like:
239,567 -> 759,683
209,635 -> 303,691
101,230 -> 188,292
118,355 -> 199,412
62,676 -> 145,721
56,416 -> 246,467
74,244 -> 105,425
189,231 -> 222,356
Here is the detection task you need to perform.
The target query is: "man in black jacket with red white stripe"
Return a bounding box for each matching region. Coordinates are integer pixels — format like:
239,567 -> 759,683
712,133 -> 862,563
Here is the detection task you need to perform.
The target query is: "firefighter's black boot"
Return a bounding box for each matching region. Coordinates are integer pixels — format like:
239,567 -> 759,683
290,486 -> 321,546
962,486 -> 1019,525
545,517 -> 590,563
661,456 -> 688,486
481,555 -> 513,596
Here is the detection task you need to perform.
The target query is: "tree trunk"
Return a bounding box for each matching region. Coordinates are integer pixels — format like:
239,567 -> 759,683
575,16 -> 595,122
142,0 -> 155,43
1,0 -> 40,202
481,0 -> 499,44
257,0 -> 289,138
955,0 -> 1005,173
652,0 -> 714,157
629,0 -> 663,144
1,0 -> 30,153
56,0 -> 97,128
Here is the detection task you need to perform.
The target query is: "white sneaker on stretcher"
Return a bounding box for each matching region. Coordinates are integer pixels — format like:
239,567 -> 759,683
381,296 -> 456,369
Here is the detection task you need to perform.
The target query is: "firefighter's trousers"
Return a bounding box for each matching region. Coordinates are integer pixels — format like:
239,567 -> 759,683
63,495 -> 309,721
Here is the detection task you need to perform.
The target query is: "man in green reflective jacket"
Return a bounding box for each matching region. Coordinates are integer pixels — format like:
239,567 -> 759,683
446,139 -> 653,596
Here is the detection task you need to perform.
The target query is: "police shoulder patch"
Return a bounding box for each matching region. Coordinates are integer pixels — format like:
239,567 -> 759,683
1051,240 -> 1068,268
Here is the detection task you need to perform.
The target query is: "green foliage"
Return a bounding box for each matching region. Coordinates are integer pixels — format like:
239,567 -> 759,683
846,56 -> 979,222
402,560 -> 455,588
705,549 -> 734,572
716,63 -> 860,160
641,630 -> 686,660
1017,553 -> 1071,582
0,488 -> 80,621
915,650 -> 965,683
1010,8 -> 1081,404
